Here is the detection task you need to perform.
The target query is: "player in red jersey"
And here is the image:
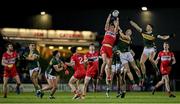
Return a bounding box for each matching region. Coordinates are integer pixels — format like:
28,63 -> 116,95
82,43 -> 99,99
152,42 -> 176,97
99,13 -> 119,93
65,46 -> 86,99
1,43 -> 21,98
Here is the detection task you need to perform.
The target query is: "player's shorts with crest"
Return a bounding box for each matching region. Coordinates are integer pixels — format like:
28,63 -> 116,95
100,45 -> 113,58
120,52 -> 134,65
143,47 -> 156,57
45,72 -> 57,79
86,68 -> 98,79
29,67 -> 40,77
111,64 -> 121,73
4,66 -> 18,78
74,70 -> 86,79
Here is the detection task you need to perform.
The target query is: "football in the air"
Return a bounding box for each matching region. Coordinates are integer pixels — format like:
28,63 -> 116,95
112,10 -> 119,17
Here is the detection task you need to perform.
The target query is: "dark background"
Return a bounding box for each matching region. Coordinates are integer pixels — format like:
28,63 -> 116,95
0,0 -> 180,90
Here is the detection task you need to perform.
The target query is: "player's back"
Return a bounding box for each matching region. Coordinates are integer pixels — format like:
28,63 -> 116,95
71,53 -> 85,72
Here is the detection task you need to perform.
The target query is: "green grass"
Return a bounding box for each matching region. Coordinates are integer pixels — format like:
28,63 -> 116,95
0,92 -> 180,104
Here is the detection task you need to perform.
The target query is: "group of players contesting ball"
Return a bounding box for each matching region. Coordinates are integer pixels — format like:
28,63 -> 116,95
1,10 -> 176,99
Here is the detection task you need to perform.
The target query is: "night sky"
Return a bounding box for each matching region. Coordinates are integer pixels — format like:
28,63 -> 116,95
0,0 -> 180,51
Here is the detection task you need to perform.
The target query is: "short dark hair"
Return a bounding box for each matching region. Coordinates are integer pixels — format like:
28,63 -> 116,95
70,46 -> 77,53
164,41 -> 169,45
52,50 -> 59,56
89,43 -> 95,46
6,43 -> 13,48
126,28 -> 132,31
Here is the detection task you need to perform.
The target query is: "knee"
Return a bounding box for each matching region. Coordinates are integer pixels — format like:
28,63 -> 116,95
126,68 -> 130,73
102,61 -> 107,65
68,82 -> 71,86
52,86 -> 58,90
149,59 -> 153,63
149,58 -> 154,63
49,85 -> 53,89
3,83 -> 7,86
84,82 -> 88,87
134,67 -> 140,73
140,61 -> 144,66
162,82 -> 165,85
160,80 -> 165,84
31,76 -> 35,81
165,80 -> 169,84
107,65 -> 111,69
68,82 -> 72,87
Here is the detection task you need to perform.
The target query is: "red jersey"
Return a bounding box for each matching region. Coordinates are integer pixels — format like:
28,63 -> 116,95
71,53 -> 85,72
157,51 -> 174,75
102,31 -> 116,46
2,51 -> 18,70
85,51 -> 99,71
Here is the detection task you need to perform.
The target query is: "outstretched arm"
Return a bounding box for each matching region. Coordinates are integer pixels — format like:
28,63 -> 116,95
65,61 -> 75,67
105,14 -> 111,31
130,20 -> 142,33
114,17 -> 119,33
118,27 -> 131,41
157,35 -> 170,40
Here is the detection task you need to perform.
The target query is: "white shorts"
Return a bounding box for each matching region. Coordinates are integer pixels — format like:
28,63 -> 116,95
120,52 -> 134,65
143,47 -> 156,57
111,64 -> 121,73
105,64 -> 124,74
29,67 -> 40,77
45,72 -> 57,80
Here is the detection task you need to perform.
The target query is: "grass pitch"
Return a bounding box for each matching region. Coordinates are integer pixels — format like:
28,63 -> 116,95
0,92 -> 180,104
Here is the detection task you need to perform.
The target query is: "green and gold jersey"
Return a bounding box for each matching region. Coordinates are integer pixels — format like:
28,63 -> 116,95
117,37 -> 131,52
46,57 -> 62,76
23,50 -> 40,70
142,32 -> 157,48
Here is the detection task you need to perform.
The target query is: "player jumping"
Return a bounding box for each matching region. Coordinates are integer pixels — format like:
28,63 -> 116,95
99,12 -> 119,96
130,21 -> 170,85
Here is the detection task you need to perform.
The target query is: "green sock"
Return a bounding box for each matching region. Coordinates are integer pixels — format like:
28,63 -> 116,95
138,76 -> 142,81
35,86 -> 40,91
